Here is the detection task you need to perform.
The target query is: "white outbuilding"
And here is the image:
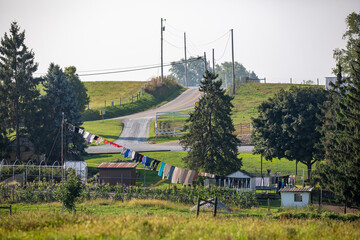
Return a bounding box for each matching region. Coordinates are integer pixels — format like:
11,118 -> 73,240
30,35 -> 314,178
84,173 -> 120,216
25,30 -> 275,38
279,188 -> 313,208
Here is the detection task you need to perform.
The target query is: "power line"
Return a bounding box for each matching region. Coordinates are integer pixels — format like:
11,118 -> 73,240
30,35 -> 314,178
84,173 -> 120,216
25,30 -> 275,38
215,33 -> 231,62
164,39 -> 183,49
78,58 -> 202,77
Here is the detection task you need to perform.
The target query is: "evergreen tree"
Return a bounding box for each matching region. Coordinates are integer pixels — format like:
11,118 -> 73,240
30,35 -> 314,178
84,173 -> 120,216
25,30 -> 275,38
37,63 -> 85,162
180,70 -> 241,176
318,44 -> 360,210
0,22 -> 40,161
251,86 -> 327,179
64,66 -> 90,112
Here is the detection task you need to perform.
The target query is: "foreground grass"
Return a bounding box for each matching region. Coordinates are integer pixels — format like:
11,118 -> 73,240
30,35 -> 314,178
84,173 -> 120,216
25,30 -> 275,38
1,200 -> 359,239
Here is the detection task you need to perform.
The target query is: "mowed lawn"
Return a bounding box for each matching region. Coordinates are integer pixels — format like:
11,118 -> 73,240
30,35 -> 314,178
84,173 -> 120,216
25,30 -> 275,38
81,119 -> 123,145
1,200 -> 359,239
84,81 -> 146,109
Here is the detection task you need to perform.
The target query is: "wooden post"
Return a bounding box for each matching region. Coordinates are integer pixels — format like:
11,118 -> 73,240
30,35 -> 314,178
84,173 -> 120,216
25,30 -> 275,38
9,205 -> 12,215
213,197 -> 218,217
196,197 -> 200,217
267,197 -> 270,213
120,97 -> 121,106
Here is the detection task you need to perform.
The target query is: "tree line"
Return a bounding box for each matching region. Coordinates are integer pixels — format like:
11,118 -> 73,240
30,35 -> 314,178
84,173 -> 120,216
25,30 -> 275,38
0,22 -> 89,163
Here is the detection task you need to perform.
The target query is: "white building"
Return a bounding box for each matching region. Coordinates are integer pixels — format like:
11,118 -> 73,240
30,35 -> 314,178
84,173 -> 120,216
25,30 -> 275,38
64,161 -> 88,183
279,188 -> 313,208
225,170 -> 256,190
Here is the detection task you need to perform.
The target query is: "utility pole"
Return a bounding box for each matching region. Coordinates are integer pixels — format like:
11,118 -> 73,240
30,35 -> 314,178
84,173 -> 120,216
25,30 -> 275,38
161,18 -> 165,84
212,48 -> 215,73
184,32 -> 188,88
204,52 -> 207,72
61,112 -> 64,179
231,29 -> 235,95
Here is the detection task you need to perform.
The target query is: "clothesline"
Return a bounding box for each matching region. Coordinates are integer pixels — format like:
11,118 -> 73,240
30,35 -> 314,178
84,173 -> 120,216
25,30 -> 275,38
69,124 -> 215,185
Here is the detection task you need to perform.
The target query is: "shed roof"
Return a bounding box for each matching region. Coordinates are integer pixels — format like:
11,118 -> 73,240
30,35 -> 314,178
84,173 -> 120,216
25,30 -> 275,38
279,188 -> 313,192
227,170 -> 255,178
98,162 -> 138,169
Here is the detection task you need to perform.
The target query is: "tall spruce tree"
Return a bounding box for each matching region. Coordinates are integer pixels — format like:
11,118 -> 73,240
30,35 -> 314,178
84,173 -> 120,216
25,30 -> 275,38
180,70 -> 241,176
0,22 -> 40,161
318,44 -> 360,210
38,63 -> 86,162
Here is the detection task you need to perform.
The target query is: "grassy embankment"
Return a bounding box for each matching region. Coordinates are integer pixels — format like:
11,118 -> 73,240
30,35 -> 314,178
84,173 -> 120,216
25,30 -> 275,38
82,78 -> 184,121
1,199 -> 359,239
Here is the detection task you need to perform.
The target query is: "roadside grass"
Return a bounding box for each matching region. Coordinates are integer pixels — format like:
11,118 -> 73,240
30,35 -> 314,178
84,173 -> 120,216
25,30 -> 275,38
1,200 -> 360,239
81,120 -> 123,146
147,119 -> 180,143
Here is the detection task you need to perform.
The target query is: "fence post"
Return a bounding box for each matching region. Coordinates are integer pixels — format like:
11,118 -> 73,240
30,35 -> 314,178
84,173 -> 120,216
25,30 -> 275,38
9,205 -> 12,215
267,197 -> 270,213
213,197 -> 218,217
120,97 -> 121,106
105,100 -> 106,108
196,197 -> 200,217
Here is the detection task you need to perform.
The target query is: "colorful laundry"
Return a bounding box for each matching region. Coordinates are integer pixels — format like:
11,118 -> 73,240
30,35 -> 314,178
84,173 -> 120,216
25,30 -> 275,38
158,162 -> 166,176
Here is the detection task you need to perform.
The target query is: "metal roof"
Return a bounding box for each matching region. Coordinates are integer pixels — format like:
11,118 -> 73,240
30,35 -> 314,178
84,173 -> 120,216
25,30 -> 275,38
97,162 -> 138,169
279,188 -> 313,192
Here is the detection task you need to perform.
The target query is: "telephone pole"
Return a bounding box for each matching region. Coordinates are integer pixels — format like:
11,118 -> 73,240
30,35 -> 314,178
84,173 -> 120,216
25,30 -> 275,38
231,29 -> 235,95
161,18 -> 165,84
184,32 -> 188,88
61,112 -> 64,179
212,48 -> 215,73
204,52 -> 207,72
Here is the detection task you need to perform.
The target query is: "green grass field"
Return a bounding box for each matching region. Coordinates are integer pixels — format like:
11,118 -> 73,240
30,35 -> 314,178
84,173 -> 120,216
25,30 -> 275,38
81,120 -> 123,145
1,199 -> 359,239
84,81 -> 146,109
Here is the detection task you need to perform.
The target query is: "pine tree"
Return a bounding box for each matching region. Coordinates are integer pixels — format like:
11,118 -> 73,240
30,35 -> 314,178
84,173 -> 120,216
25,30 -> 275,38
318,44 -> 360,210
180,70 -> 241,176
38,63 -> 86,162
0,22 -> 40,161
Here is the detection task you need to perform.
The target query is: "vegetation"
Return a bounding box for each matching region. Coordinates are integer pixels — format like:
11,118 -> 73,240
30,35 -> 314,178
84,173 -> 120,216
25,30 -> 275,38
317,46 -> 360,210
0,22 -> 40,160
64,66 -> 90,113
82,77 -> 184,121
0,200 -> 359,239
215,61 -> 259,88
58,170 -> 83,212
181,71 -> 241,175
251,86 -> 328,179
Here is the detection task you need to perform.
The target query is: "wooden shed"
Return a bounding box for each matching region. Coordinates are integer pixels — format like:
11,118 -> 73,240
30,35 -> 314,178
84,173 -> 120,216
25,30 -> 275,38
97,162 -> 138,186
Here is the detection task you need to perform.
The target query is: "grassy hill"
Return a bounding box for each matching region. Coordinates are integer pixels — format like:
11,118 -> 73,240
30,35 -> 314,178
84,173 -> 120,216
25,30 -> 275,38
231,82 -> 324,134
82,78 -> 184,121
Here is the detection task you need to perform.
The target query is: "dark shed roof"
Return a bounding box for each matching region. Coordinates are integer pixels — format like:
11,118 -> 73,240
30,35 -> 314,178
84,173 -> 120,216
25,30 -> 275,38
279,188 -> 313,192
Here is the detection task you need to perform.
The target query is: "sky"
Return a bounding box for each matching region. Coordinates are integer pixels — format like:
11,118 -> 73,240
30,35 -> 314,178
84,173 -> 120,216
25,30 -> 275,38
0,0 -> 359,84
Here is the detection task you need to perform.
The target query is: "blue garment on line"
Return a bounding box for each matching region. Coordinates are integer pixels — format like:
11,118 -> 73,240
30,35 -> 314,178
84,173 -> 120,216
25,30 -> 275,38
124,149 -> 130,158
167,166 -> 175,181
158,162 -> 166,176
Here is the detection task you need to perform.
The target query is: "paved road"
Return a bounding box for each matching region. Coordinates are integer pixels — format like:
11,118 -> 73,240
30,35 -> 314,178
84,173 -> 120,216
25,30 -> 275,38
86,88 -> 254,154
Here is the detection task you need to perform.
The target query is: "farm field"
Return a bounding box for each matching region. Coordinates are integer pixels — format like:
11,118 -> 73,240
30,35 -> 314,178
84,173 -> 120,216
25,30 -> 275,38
1,199 -> 359,239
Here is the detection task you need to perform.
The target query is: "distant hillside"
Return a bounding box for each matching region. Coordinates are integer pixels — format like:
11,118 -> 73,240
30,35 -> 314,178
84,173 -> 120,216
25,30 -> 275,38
231,82 -> 324,135
82,78 -> 184,121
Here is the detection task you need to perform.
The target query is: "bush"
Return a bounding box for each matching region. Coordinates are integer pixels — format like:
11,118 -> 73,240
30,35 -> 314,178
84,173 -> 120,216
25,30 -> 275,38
57,170 -> 83,212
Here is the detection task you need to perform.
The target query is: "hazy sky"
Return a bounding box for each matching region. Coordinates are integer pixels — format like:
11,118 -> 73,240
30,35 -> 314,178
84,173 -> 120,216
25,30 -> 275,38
0,0 -> 359,84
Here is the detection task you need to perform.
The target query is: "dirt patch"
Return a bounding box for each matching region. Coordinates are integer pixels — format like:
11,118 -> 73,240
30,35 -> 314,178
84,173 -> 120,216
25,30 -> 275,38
312,203 -> 360,214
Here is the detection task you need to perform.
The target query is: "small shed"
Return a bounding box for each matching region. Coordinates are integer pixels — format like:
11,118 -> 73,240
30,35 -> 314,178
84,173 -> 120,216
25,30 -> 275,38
98,162 -> 138,186
65,161 -> 88,184
279,188 -> 313,208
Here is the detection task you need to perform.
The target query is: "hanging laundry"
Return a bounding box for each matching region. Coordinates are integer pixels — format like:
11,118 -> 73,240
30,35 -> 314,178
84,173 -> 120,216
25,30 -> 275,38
158,162 -> 166,176
184,170 -> 196,185
120,147 -> 127,155
83,131 -> 90,139
167,166 -> 175,181
141,156 -> 149,165
150,160 -> 160,171
123,149 -> 130,157
131,151 -> 137,161
87,134 -> 95,143
110,142 -> 121,148
78,129 -> 84,135
145,158 -> 152,167
74,126 -> 79,133
192,171 -> 199,182
179,169 -> 189,184
139,155 -> 144,163
135,154 -> 141,163
94,136 -> 99,141
162,164 -> 171,179
104,140 -> 110,144
171,167 -> 180,184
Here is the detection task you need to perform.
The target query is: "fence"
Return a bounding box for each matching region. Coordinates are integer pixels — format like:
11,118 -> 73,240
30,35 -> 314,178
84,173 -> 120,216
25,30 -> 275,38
88,88 -> 145,110
155,110 -> 193,137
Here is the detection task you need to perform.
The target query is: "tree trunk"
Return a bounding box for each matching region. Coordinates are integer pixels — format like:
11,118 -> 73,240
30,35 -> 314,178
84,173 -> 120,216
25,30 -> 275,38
307,163 -> 312,181
344,202 -> 347,214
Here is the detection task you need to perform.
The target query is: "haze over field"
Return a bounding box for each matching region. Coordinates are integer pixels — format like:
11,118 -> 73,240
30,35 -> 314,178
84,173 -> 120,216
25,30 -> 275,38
0,0 -> 359,84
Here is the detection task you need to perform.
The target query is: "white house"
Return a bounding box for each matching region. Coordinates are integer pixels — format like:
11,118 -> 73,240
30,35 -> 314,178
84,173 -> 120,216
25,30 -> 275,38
225,170 -> 256,190
279,188 -> 313,208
